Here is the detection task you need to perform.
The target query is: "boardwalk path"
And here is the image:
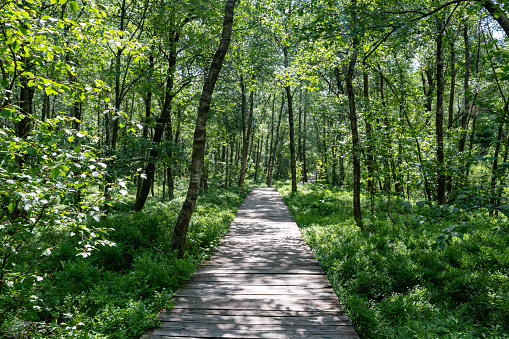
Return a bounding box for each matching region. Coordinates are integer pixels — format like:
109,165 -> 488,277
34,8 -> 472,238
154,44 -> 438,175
141,187 -> 359,338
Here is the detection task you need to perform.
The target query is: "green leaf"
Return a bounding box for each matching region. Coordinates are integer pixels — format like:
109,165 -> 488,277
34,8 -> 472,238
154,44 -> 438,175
68,135 -> 74,142
70,0 -> 79,10
12,40 -> 21,52
51,167 -> 59,179
59,0 -> 67,4
8,202 -> 15,213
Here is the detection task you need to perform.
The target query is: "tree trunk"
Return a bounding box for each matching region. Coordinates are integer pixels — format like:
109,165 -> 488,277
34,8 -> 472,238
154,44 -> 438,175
347,39 -> 362,228
254,136 -> 261,182
459,25 -> 470,152
41,92 -> 50,122
267,94 -> 284,187
380,73 -> 392,192
302,90 -> 308,183
448,38 -> 456,131
478,0 -> 509,37
298,101 -> 302,163
436,29 -> 446,205
223,143 -> 228,188
229,135 -> 234,187
16,71 -> 33,138
364,67 -> 375,197
446,33 -> 458,194
267,94 -> 275,176
283,46 -> 297,193
490,123 -> 504,216
238,76 -> 253,190
171,0 -> 235,253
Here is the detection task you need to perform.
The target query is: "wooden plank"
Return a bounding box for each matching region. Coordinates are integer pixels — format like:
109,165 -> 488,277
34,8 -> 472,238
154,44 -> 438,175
193,268 -> 324,274
198,260 -> 322,266
143,327 -> 359,339
180,282 -> 333,289
187,273 -> 331,282
171,296 -> 342,311
174,292 -> 339,299
162,308 -> 346,317
177,286 -> 335,294
157,313 -> 351,325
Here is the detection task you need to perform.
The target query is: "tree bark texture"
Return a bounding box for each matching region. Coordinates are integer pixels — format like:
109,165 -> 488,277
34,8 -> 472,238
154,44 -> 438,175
302,90 -> 308,183
347,41 -> 362,227
283,46 -> 297,192
238,76 -> 253,190
171,0 -> 236,253
267,94 -> 284,187
459,25 -> 470,152
436,30 -> 445,205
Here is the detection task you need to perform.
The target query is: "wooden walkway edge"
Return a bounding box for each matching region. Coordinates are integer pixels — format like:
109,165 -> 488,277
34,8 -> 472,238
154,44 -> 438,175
141,187 -> 359,339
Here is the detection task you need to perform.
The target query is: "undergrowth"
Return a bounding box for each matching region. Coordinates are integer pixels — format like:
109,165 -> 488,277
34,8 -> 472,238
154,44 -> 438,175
279,182 -> 509,339
1,186 -> 247,338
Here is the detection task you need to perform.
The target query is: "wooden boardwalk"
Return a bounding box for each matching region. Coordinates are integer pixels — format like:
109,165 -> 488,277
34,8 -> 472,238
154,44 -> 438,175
141,187 -> 359,339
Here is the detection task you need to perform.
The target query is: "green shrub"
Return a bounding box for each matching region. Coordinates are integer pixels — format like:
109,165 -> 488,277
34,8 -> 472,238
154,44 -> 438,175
280,182 -> 509,338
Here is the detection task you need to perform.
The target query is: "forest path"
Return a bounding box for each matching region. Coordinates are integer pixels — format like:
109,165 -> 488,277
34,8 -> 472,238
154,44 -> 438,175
141,187 -> 358,339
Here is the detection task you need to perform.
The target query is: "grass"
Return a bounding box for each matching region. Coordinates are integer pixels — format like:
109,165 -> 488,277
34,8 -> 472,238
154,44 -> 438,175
279,181 -> 509,339
1,184 -> 247,338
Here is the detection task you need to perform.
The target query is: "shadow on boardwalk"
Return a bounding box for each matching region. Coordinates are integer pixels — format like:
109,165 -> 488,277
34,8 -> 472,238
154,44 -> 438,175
141,187 -> 359,339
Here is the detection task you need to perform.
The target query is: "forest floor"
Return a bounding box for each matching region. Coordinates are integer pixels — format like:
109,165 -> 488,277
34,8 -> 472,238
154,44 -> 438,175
142,187 -> 359,339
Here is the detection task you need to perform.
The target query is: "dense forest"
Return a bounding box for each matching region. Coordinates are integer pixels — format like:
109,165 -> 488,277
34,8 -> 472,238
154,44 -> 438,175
1,0 -> 509,337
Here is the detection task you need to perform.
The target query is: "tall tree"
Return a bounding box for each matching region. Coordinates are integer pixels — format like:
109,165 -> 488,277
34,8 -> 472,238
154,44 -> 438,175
171,0 -> 236,253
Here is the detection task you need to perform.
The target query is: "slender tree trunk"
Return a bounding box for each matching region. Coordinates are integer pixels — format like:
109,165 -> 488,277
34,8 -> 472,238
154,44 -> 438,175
229,135 -> 234,187
254,136 -> 261,182
446,35 -> 457,194
267,94 -> 284,187
298,92 -> 302,163
459,26 -> 470,152
448,39 -> 456,131
436,29 -> 446,205
364,67 -> 375,198
162,167 -> 166,201
347,39 -> 362,228
41,92 -> 50,122
380,73 -> 396,193
223,143 -> 228,188
266,94 -> 275,176
166,122 -> 174,201
172,0 -> 235,253
490,123 -> 504,216
16,61 -> 34,138
497,126 -> 509,211
490,102 -> 508,215
302,90 -> 308,183
238,77 -> 253,190
283,46 -> 297,192
322,124 -> 328,182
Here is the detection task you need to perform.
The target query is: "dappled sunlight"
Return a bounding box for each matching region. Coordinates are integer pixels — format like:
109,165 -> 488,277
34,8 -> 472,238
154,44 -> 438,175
142,188 -> 358,338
